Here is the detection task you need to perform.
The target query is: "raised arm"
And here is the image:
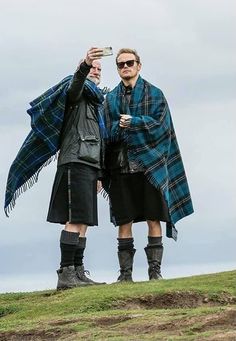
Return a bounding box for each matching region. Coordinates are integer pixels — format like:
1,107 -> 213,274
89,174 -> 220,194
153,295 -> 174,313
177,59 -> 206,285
67,47 -> 104,104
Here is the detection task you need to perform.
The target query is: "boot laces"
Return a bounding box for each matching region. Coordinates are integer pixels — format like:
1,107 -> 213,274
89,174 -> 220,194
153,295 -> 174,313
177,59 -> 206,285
77,267 -> 91,280
77,265 -> 91,276
84,269 -> 91,276
150,262 -> 160,273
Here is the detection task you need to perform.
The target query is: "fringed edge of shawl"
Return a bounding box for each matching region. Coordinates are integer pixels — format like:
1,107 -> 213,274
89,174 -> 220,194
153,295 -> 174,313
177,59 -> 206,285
4,153 -> 58,217
100,187 -> 109,200
144,169 -> 178,241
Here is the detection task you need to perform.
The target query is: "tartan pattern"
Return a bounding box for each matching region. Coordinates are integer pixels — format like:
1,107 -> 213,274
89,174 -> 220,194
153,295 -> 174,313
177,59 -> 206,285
104,76 -> 193,237
4,76 -> 104,216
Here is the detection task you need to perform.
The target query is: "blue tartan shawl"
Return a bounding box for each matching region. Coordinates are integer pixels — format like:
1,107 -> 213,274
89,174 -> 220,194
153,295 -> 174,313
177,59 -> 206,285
104,76 -> 194,240
4,76 -> 105,216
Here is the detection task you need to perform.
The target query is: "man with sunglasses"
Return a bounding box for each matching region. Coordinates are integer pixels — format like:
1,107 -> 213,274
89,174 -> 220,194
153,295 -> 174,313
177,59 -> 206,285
103,48 -> 193,282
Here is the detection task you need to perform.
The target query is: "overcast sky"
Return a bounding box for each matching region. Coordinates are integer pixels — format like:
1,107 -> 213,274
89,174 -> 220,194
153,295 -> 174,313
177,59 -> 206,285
0,0 -> 235,293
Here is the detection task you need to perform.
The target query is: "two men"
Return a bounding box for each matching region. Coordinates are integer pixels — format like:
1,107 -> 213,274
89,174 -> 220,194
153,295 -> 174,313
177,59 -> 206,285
5,46 -> 193,287
103,48 -> 193,282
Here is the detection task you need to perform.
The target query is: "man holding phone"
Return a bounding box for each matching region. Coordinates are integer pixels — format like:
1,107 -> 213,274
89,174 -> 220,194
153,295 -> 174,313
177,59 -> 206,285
5,47 -> 107,290
47,47 -> 108,289
103,48 -> 193,282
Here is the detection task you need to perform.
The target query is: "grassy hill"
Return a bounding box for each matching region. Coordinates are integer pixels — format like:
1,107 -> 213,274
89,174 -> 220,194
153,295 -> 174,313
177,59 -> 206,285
0,270 -> 235,340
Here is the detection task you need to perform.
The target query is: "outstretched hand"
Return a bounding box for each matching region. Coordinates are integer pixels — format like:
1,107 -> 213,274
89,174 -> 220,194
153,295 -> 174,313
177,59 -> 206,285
85,47 -> 104,66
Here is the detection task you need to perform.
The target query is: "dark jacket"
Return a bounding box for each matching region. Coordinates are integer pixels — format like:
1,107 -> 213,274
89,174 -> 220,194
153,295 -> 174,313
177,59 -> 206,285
58,62 -> 102,169
104,84 -> 144,174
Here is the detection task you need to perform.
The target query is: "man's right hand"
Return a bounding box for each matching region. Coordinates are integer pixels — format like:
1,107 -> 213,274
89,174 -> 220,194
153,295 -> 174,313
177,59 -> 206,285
84,47 -> 104,66
120,114 -> 132,128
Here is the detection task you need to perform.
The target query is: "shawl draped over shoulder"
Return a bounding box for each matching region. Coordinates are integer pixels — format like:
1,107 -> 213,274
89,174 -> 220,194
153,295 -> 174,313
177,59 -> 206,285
4,76 -> 105,216
103,76 -> 194,240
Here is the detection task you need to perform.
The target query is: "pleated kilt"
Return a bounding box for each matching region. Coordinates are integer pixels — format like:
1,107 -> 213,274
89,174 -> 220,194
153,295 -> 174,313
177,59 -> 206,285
109,172 -> 170,226
47,163 -> 99,226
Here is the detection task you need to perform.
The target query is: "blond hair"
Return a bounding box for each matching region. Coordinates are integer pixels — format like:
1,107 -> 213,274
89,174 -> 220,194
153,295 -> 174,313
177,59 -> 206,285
116,48 -> 141,64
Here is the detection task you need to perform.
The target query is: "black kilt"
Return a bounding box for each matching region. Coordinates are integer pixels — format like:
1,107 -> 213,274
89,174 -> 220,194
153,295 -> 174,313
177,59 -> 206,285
47,163 -> 99,226
109,172 -> 170,226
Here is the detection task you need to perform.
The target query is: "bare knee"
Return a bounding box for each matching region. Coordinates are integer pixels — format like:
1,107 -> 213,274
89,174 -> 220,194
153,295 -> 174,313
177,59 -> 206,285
118,222 -> 133,238
65,222 -> 87,236
147,220 -> 162,237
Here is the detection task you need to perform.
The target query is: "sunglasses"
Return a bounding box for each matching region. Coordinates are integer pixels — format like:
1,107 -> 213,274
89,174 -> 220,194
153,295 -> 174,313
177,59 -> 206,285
116,60 -> 138,69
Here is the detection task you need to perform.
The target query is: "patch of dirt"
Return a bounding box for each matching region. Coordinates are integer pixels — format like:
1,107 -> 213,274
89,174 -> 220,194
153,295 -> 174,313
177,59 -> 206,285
192,309 -> 236,332
1,309 -> 236,341
114,291 -> 236,309
91,315 -> 133,326
206,331 -> 236,341
106,308 -> 236,340
0,328 -> 74,341
50,318 -> 81,326
50,315 -> 134,327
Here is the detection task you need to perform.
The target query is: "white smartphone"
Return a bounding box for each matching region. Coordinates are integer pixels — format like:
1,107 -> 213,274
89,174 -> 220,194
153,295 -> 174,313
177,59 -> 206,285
102,47 -> 113,57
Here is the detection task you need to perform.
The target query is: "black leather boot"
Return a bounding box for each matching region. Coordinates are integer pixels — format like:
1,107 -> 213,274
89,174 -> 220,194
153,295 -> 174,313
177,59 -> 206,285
144,245 -> 163,280
117,249 -> 136,282
75,265 -> 106,285
56,265 -> 79,290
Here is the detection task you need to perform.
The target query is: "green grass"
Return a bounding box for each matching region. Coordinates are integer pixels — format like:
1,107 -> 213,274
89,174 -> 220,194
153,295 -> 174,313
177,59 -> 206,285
0,270 -> 235,340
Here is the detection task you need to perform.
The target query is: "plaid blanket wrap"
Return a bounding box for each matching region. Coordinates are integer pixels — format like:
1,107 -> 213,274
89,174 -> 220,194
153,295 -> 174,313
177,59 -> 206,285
4,76 -> 105,216
103,76 -> 194,240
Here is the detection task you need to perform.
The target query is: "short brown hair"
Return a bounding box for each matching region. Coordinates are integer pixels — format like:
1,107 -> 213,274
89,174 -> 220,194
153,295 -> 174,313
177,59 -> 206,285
116,48 -> 141,64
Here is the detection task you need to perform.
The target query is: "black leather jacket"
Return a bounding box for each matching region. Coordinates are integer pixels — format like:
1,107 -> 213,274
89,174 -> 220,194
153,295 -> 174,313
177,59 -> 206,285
58,62 -> 102,169
105,141 -> 144,174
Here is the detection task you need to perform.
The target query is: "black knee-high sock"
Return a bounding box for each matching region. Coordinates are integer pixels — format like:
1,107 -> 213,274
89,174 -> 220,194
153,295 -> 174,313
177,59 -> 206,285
74,237 -> 86,267
117,238 -> 135,252
147,236 -> 163,248
60,230 -> 79,268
